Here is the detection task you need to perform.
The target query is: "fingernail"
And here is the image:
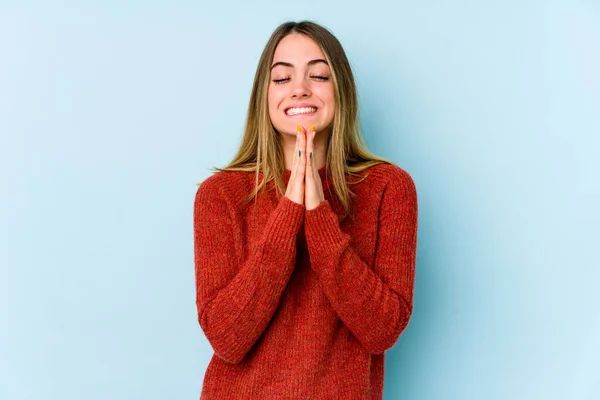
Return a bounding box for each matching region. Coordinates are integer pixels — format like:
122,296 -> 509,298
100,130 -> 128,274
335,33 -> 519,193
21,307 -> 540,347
310,152 -> 312,159
296,125 -> 301,133
298,150 -> 301,158
310,125 -> 315,132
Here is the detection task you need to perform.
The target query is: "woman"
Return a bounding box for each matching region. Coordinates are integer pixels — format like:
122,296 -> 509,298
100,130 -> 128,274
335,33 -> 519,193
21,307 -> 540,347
193,20 -> 418,399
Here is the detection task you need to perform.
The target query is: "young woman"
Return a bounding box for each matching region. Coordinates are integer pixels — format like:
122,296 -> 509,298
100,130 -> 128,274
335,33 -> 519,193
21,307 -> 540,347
193,20 -> 418,399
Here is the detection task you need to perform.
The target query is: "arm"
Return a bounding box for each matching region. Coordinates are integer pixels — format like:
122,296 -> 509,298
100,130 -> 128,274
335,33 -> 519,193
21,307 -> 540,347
304,167 -> 418,354
193,177 -> 305,363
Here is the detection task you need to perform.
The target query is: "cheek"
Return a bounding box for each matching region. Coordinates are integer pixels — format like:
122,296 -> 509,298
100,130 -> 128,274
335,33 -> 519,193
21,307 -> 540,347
323,95 -> 335,116
323,87 -> 336,119
267,87 -> 281,111
317,84 -> 335,106
267,99 -> 276,120
267,90 -> 283,125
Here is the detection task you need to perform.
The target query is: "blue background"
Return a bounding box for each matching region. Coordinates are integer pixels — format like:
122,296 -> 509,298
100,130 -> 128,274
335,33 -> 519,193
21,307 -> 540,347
1,1 -> 599,399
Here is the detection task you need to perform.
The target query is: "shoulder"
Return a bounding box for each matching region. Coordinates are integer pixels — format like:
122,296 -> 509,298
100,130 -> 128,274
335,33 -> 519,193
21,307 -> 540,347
194,170 -> 254,208
364,164 -> 418,223
360,162 -> 417,197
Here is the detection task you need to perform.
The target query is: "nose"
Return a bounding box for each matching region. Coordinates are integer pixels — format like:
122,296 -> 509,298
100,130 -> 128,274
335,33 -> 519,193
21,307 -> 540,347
290,77 -> 311,98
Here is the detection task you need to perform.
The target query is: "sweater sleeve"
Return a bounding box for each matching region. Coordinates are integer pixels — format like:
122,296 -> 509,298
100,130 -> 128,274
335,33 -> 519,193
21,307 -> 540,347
304,167 -> 418,354
193,176 -> 305,363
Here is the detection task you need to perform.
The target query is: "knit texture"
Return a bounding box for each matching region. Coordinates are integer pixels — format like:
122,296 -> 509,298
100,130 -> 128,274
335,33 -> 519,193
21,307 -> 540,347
193,163 -> 418,399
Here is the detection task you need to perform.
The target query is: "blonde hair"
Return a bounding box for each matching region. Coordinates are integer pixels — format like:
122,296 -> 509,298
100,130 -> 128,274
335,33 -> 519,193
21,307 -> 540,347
198,20 -> 394,220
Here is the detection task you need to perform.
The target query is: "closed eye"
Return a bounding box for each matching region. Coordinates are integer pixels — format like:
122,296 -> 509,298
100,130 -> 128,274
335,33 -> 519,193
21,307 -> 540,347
271,76 -> 329,84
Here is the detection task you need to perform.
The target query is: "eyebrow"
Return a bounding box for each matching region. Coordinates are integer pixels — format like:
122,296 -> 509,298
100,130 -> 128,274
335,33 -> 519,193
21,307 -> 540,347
270,59 -> 329,70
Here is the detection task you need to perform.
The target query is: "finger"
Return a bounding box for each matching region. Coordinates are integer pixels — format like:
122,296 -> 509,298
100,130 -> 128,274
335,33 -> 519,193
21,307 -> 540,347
290,125 -> 304,192
291,125 -> 300,180
286,126 -> 304,203
297,126 -> 306,180
306,125 -> 315,176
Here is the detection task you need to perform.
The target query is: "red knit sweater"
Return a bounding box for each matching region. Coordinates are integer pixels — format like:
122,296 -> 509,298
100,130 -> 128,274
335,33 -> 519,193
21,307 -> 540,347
193,163 -> 418,399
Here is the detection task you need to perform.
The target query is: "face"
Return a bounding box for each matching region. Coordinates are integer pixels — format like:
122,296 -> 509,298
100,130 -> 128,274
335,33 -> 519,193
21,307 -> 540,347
268,33 -> 335,136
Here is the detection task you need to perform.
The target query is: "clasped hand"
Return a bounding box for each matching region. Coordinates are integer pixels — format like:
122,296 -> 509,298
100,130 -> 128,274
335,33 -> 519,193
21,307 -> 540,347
284,125 -> 325,210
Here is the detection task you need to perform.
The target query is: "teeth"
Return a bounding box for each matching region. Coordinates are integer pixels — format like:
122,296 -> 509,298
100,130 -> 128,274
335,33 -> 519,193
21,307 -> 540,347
286,107 -> 317,115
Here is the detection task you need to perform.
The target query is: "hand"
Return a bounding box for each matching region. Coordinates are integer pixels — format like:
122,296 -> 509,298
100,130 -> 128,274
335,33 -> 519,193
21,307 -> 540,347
301,125 -> 325,210
284,125 -> 305,205
284,125 -> 325,210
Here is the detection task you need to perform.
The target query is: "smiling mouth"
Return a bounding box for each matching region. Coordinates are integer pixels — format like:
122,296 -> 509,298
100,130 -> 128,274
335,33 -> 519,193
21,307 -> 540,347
285,107 -> 317,116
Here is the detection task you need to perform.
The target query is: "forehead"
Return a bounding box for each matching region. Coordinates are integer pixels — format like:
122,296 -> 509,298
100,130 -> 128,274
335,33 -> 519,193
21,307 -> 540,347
272,33 -> 326,63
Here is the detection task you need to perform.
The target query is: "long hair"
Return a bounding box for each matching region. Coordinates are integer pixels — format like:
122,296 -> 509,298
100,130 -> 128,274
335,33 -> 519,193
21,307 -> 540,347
199,20 -> 394,220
